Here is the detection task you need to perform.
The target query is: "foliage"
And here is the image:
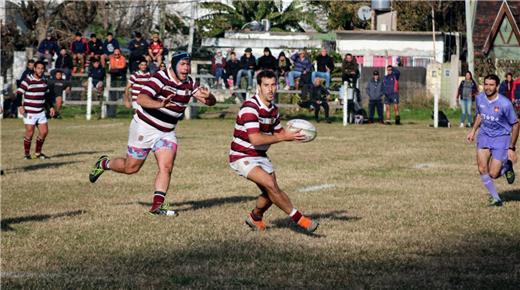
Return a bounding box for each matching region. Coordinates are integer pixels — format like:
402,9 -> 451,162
310,0 -> 371,30
196,0 -> 321,38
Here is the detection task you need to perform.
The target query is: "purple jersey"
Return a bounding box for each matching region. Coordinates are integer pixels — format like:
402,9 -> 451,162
476,92 -> 518,138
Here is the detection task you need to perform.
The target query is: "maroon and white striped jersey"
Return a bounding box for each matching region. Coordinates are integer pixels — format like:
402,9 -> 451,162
136,69 -> 199,132
229,95 -> 282,162
129,70 -> 150,104
16,75 -> 48,114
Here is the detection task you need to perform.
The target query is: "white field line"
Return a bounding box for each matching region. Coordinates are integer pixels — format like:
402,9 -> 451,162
297,183 -> 336,193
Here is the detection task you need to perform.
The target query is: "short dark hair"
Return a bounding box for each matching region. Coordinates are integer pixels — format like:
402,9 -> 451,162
346,53 -> 353,57
230,51 -> 236,55
256,70 -> 277,85
484,74 -> 500,85
135,32 -> 142,38
138,57 -> 147,64
506,72 -> 513,77
107,32 -> 113,36
34,60 -> 46,68
75,32 -> 82,37
90,33 -> 96,38
387,65 -> 393,69
27,59 -> 35,64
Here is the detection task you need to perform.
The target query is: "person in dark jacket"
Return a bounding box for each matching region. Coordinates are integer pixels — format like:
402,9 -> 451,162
277,52 -> 291,80
53,47 -> 73,79
499,72 -> 513,100
312,48 -> 335,88
456,70 -> 479,127
47,70 -> 71,118
383,65 -> 401,125
236,48 -> 256,89
128,32 -> 149,73
309,78 -> 331,123
102,32 -> 120,68
88,58 -> 105,96
71,32 -> 87,74
211,50 -> 226,88
341,53 -> 359,88
286,49 -> 312,90
225,51 -> 240,89
17,60 -> 35,88
88,34 -> 104,63
366,70 -> 384,123
37,33 -> 59,67
257,47 -> 278,72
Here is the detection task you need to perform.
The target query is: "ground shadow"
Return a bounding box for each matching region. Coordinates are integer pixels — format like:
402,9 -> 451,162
137,195 -> 257,212
270,210 -> 361,237
52,150 -> 108,159
9,161 -> 81,173
1,210 -> 86,232
499,189 -> 520,202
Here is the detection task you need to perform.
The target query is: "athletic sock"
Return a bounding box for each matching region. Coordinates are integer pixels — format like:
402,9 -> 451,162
289,208 -> 303,223
480,174 -> 501,201
35,137 -> 45,154
151,191 -> 166,211
500,160 -> 512,177
101,158 -> 110,170
23,137 -> 32,156
250,210 -> 262,221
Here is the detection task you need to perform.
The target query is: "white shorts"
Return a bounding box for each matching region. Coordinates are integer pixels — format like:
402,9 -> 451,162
229,157 -> 274,178
127,117 -> 178,160
131,101 -> 139,110
23,111 -> 48,125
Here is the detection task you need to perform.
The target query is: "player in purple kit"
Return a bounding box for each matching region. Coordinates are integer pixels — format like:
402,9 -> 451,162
89,52 -> 216,215
467,74 -> 519,207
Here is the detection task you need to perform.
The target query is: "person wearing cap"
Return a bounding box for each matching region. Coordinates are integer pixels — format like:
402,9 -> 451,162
89,52 -> 217,216
312,48 -> 334,89
70,32 -> 87,74
88,34 -> 104,65
366,70 -> 384,124
128,32 -> 149,73
286,49 -> 312,90
236,48 -> 256,90
37,33 -> 59,67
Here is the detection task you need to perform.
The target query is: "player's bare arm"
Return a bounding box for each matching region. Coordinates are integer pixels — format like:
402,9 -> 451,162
467,114 -> 481,142
193,86 -> 216,106
249,128 -> 305,146
123,82 -> 132,108
137,93 -> 171,109
509,122 -> 519,163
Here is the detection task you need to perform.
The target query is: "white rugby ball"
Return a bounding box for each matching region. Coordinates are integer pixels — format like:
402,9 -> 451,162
286,119 -> 317,143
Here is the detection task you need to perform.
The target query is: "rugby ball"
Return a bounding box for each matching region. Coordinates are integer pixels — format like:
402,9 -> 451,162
286,119 -> 317,143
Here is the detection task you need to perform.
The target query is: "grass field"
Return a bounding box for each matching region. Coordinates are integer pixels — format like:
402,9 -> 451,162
1,112 -> 520,289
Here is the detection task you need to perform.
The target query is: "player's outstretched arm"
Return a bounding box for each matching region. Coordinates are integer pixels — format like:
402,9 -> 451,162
137,93 -> 170,109
249,129 -> 305,146
193,86 -> 216,106
123,82 -> 132,108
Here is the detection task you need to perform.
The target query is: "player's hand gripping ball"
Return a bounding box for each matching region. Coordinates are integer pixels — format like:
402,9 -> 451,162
286,119 -> 317,143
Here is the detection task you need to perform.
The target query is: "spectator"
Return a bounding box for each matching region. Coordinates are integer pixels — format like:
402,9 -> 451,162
211,50 -> 226,89
499,72 -> 513,100
511,75 -> 520,118
128,32 -> 148,73
383,65 -> 401,125
124,57 -> 149,109
312,48 -> 335,88
70,32 -> 87,74
159,62 -> 166,72
88,58 -> 105,96
286,49 -> 312,90
366,70 -> 384,124
236,47 -> 256,90
277,51 -> 291,81
109,48 -> 127,82
88,34 -> 104,64
225,51 -> 240,89
148,33 -> 164,67
47,70 -> 71,119
53,47 -> 73,79
257,47 -> 277,72
36,33 -> 59,67
17,60 -> 35,88
102,32 -> 120,67
309,78 -> 331,123
341,53 -> 359,88
456,71 -> 479,128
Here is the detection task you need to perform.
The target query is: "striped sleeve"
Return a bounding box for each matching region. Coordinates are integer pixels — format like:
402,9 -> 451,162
273,112 -> 282,133
140,75 -> 164,99
17,79 -> 28,95
129,74 -> 136,85
239,106 -> 260,133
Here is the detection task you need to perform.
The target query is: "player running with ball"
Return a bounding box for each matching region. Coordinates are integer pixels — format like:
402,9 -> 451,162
89,52 -> 216,215
467,74 -> 519,207
229,70 -> 319,233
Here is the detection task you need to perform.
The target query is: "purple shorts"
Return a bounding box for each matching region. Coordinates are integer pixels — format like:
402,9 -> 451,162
477,133 -> 511,162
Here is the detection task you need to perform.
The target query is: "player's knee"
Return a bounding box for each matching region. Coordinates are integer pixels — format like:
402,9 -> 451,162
158,163 -> 173,174
489,171 -> 500,179
478,166 -> 488,175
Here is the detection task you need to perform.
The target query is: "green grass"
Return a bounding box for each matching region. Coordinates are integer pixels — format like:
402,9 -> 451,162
1,116 -> 519,289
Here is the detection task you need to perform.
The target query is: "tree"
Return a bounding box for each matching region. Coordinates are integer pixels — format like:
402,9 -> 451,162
310,1 -> 371,31
196,0 -> 321,38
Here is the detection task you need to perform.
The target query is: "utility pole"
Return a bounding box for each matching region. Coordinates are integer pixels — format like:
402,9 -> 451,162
465,0 -> 476,74
103,1 -> 109,30
188,0 -> 197,54
431,4 -> 436,63
160,1 -> 166,39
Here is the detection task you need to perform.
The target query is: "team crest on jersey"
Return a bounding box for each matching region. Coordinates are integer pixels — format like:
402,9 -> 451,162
494,106 -> 500,113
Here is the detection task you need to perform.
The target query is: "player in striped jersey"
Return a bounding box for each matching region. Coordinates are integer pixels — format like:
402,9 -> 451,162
89,52 -> 216,216
16,61 -> 55,160
124,57 -> 150,110
229,70 -> 319,233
